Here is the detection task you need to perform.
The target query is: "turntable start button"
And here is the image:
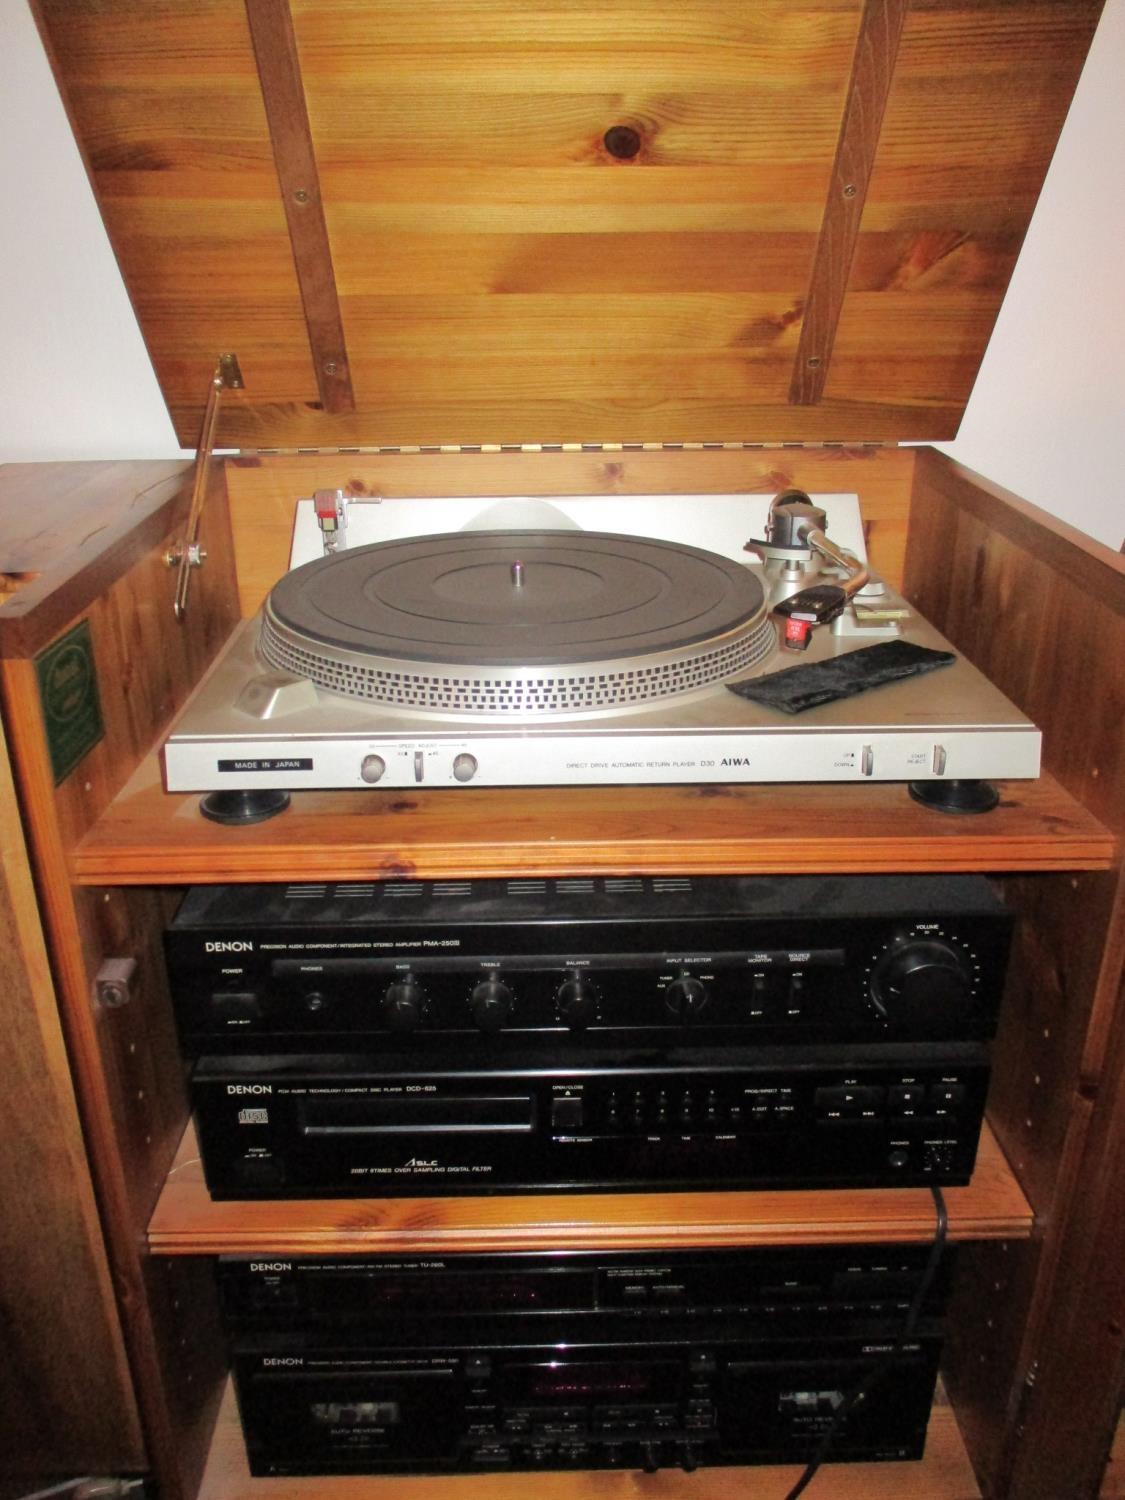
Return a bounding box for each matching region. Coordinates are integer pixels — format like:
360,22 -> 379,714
453,753 -> 479,783
360,753 -> 387,784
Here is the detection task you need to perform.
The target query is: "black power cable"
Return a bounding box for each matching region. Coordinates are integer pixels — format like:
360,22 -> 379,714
780,1184 -> 950,1500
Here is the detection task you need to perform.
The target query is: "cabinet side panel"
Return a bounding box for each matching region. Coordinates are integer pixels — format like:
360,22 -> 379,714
0,715 -> 145,1479
0,464 -> 239,1500
906,449 -> 1125,1500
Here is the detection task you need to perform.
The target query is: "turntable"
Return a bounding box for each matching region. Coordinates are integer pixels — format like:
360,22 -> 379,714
161,489 -> 1040,806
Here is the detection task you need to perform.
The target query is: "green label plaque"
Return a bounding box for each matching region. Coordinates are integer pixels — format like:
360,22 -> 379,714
36,619 -> 105,784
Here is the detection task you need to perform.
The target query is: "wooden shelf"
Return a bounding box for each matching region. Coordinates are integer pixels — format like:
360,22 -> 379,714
198,1378 -> 982,1500
73,760 -> 1113,887
149,1120 -> 1030,1256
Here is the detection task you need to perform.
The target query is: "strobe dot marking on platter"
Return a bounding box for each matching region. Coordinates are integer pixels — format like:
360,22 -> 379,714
260,529 -> 775,717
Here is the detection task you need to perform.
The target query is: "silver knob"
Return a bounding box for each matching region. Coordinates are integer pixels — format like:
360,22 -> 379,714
453,753 -> 478,783
360,753 -> 386,784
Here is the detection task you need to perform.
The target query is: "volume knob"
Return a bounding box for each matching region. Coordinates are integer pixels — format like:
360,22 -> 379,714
870,938 -> 974,1032
381,974 -> 426,1033
469,976 -> 514,1034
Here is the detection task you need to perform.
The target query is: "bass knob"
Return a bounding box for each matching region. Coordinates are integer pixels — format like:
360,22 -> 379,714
556,972 -> 598,1030
870,937 -> 974,1032
469,975 -> 514,1034
381,973 -> 427,1033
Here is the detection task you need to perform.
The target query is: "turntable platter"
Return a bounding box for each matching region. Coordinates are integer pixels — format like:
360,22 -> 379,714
259,529 -> 776,716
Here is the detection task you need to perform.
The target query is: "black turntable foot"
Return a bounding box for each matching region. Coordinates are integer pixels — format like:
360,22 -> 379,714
198,789 -> 291,825
908,779 -> 1000,815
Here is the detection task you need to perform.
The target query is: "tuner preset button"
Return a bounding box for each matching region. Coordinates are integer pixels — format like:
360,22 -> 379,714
452,752 -> 478,783
469,975 -> 514,1033
360,753 -> 386,784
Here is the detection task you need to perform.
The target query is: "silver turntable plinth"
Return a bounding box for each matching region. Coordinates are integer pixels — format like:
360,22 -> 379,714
162,494 -> 1041,794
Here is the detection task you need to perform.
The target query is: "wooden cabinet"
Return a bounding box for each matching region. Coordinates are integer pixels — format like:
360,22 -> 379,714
0,450 -> 1122,1499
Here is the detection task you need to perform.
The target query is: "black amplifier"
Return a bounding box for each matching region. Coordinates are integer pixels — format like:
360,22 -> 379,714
192,1043 -> 989,1197
219,1245 -> 952,1475
166,874 -> 1012,1050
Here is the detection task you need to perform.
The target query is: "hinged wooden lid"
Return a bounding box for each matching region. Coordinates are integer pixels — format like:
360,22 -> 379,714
36,0 -> 1102,451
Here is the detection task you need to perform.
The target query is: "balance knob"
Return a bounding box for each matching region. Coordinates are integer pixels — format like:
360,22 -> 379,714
469,976 -> 514,1034
664,973 -> 709,1020
381,974 -> 426,1033
556,973 -> 597,1030
870,938 -> 974,1030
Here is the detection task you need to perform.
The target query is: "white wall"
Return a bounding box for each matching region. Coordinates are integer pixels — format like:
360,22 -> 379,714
1,0 -> 1122,549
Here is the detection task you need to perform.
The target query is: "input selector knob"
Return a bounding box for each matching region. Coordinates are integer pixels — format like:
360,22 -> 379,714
469,975 -> 513,1034
664,973 -> 709,1020
381,974 -> 426,1033
870,938 -> 974,1031
556,972 -> 598,1030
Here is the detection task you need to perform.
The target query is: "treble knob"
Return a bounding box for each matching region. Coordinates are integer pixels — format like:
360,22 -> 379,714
870,937 -> 974,1032
469,974 -> 514,1034
664,972 -> 709,1020
556,972 -> 598,1030
381,973 -> 427,1033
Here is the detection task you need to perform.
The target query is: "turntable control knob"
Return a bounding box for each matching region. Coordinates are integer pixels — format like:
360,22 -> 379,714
556,972 -> 598,1029
452,753 -> 478,783
664,973 -> 709,1019
360,753 -> 387,784
469,976 -> 514,1033
381,974 -> 427,1033
870,938 -> 974,1030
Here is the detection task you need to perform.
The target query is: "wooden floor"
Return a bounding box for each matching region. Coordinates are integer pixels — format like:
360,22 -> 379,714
199,1379 -> 982,1500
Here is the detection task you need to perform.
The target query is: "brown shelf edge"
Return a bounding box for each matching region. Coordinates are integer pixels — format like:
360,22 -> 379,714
199,1377 -> 981,1500
149,1119 -> 1031,1257
72,759 -> 1115,886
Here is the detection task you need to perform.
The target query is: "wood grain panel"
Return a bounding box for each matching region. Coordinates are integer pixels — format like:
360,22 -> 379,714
0,716 -> 144,1479
71,760 -> 1113,888
150,1118 -> 1028,1255
198,1376 -> 983,1500
33,0 -> 1102,448
222,446 -> 917,615
245,0 -> 354,414
791,0 -> 906,404
903,448 -> 1125,1500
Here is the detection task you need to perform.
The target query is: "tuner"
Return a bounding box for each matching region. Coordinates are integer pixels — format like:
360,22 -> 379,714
469,975 -> 514,1034
381,973 -> 426,1033
870,936 -> 974,1031
556,972 -> 598,1029
664,972 -> 709,1020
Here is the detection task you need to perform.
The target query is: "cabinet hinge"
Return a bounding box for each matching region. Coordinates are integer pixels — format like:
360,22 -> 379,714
240,440 -> 893,457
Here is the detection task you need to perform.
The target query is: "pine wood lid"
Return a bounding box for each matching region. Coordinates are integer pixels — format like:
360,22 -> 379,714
38,0 -> 1102,451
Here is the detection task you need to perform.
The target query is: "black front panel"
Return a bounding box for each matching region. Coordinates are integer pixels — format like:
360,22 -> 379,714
166,874 -> 1011,1051
218,1245 -> 955,1334
192,1045 -> 989,1197
232,1339 -> 942,1474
